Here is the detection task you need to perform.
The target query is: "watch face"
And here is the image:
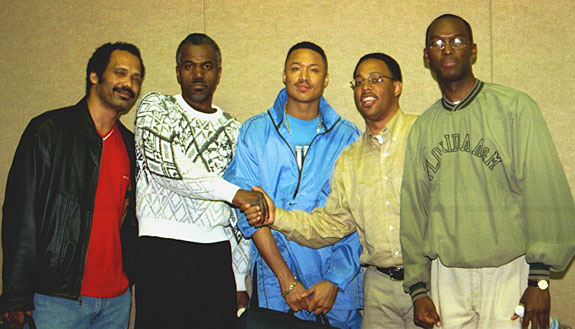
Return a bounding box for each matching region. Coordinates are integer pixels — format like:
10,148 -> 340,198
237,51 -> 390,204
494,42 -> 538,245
538,280 -> 549,290
515,304 -> 525,318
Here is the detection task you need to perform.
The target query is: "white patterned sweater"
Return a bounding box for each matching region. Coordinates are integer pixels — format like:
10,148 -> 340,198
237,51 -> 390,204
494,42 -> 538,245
135,92 -> 249,290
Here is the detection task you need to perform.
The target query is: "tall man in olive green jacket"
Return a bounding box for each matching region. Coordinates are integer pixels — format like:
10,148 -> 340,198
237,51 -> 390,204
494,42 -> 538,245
400,14 -> 575,329
244,53 -> 419,329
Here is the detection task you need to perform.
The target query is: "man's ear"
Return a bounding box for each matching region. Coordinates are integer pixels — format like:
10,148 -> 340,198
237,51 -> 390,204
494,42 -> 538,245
89,72 -> 99,84
216,66 -> 222,85
394,80 -> 403,97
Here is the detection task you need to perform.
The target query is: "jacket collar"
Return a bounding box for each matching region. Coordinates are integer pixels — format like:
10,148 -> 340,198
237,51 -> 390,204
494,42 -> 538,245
268,88 -> 341,131
73,97 -> 102,141
441,79 -> 484,112
73,97 -> 131,141
73,97 -> 135,167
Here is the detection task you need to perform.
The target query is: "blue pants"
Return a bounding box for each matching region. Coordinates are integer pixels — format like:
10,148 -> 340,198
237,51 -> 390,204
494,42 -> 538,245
30,288 -> 131,329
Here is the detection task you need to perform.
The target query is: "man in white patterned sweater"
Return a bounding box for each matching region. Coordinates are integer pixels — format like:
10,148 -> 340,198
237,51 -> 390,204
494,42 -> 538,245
134,33 -> 267,329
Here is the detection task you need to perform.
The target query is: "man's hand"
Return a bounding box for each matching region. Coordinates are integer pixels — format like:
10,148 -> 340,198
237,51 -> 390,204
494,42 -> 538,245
282,279 -> 310,312
237,291 -> 249,310
510,286 -> 550,329
302,280 -> 338,315
413,296 -> 441,328
240,187 -> 275,227
3,311 -> 33,325
232,188 -> 269,221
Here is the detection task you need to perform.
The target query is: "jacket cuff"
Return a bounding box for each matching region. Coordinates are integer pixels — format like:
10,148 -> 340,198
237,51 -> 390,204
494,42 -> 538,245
324,273 -> 346,291
409,282 -> 428,302
528,262 -> 550,281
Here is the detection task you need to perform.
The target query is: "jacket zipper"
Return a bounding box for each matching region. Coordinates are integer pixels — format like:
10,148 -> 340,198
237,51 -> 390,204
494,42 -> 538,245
274,128 -> 300,196
271,112 -> 339,200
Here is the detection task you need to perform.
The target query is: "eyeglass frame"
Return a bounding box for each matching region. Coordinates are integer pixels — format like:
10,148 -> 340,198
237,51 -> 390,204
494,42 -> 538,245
350,73 -> 395,89
427,36 -> 471,51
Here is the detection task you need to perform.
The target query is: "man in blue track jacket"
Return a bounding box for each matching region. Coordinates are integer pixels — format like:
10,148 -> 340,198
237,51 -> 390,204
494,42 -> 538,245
226,42 -> 363,328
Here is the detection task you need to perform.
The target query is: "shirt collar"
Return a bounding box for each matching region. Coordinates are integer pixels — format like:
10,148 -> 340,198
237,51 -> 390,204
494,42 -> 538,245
174,94 -> 223,121
365,108 -> 404,148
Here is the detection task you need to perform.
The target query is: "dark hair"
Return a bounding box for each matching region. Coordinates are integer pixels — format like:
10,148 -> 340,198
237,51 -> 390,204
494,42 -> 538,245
176,33 -> 222,67
85,42 -> 145,95
426,14 -> 474,45
284,41 -> 328,69
353,53 -> 402,82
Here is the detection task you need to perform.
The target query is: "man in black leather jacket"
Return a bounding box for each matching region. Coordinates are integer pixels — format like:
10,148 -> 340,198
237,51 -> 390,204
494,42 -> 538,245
1,42 -> 144,328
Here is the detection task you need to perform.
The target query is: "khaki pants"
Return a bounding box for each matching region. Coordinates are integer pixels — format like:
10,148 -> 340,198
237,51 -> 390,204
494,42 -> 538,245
430,256 -> 529,329
361,266 -> 417,329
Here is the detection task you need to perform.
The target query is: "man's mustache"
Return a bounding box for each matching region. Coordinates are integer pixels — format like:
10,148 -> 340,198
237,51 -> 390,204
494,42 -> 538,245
191,78 -> 208,88
113,86 -> 135,99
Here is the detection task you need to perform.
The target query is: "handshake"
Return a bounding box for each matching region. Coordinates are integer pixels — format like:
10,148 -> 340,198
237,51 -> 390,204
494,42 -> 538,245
234,187 -> 275,227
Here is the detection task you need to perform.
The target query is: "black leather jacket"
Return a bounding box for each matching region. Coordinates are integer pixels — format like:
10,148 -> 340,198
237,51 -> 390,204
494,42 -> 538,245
1,98 -> 138,312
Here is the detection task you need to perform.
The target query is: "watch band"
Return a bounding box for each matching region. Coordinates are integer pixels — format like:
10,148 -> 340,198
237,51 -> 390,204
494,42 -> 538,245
528,279 -> 549,290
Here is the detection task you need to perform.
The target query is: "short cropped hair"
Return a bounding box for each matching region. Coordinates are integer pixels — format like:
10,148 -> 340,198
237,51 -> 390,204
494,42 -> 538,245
176,33 -> 222,67
284,41 -> 328,69
426,14 -> 474,45
85,42 -> 145,95
353,52 -> 402,83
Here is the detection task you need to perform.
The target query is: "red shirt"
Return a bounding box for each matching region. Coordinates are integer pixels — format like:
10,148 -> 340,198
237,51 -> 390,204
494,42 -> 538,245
80,124 -> 130,297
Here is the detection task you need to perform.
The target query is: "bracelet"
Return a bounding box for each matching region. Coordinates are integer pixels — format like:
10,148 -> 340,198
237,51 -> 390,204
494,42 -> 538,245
281,277 -> 298,297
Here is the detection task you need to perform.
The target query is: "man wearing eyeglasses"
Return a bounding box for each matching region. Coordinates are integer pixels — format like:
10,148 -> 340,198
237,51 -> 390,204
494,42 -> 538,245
399,14 -> 575,329
241,52 -> 419,329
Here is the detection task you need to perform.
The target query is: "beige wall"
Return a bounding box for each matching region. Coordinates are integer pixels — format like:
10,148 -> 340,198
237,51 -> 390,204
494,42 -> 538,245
1,0 -> 574,325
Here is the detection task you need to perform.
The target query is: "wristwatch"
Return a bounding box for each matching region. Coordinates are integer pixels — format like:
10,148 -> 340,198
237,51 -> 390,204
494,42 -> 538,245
528,279 -> 549,290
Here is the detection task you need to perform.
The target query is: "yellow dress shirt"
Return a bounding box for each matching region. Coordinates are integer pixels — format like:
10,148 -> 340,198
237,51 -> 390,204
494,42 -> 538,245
273,109 -> 418,268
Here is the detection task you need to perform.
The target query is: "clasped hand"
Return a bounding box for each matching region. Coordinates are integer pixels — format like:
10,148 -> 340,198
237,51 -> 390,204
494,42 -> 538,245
233,188 -> 270,222
240,186 -> 275,227
283,280 -> 338,315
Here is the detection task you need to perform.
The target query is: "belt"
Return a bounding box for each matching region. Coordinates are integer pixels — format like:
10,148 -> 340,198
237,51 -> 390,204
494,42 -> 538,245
376,266 -> 404,280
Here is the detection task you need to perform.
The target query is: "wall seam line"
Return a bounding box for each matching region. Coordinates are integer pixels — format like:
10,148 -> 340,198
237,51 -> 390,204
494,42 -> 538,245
489,0 -> 494,82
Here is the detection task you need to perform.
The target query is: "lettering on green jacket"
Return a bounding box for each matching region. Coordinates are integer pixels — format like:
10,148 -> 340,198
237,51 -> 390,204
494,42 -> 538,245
424,133 -> 503,181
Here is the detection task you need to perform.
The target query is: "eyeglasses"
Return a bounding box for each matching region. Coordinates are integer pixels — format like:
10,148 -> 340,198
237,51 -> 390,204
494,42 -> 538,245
350,74 -> 395,89
428,37 -> 471,50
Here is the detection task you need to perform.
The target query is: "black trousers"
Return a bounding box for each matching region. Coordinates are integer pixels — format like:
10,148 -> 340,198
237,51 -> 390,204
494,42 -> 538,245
135,236 -> 237,329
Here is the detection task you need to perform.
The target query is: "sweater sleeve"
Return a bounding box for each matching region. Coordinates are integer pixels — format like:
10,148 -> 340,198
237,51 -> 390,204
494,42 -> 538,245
227,223 -> 250,291
400,122 -> 432,299
513,94 -> 575,272
135,92 -> 239,203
